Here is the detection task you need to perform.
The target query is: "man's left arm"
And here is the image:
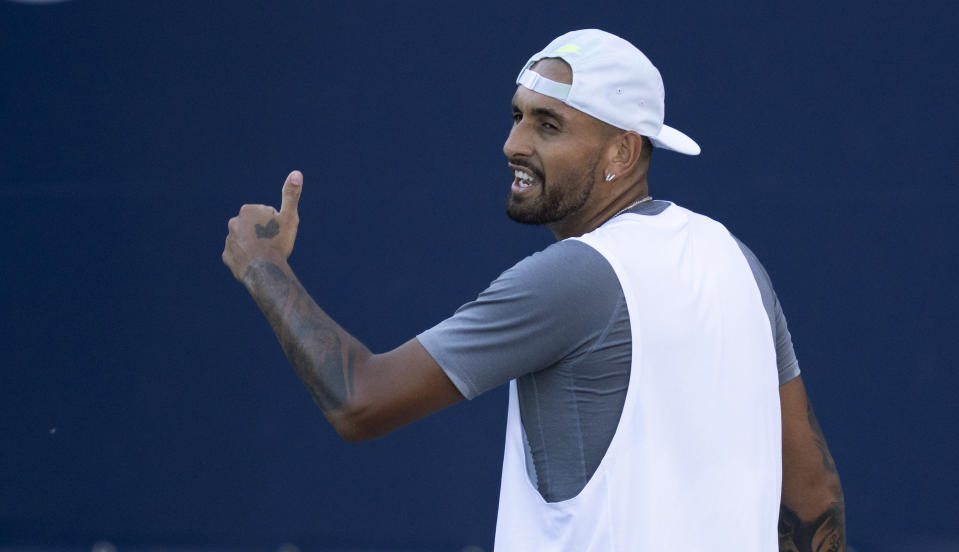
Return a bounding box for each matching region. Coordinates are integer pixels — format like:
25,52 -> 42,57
730,237 -> 845,550
222,171 -> 463,442
778,376 -> 845,552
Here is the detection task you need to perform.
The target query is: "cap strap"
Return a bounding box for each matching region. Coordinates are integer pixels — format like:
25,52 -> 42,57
517,68 -> 572,101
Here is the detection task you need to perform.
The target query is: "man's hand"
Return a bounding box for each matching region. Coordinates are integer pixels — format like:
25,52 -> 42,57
221,169 -> 462,441
222,170 -> 303,281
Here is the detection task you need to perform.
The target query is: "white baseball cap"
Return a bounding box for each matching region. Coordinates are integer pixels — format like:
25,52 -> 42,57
517,29 -> 701,155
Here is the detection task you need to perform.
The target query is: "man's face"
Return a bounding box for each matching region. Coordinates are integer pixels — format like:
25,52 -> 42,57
504,58 -> 609,226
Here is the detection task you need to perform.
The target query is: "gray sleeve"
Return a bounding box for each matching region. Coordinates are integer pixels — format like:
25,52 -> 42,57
417,239 -> 622,399
732,235 -> 801,385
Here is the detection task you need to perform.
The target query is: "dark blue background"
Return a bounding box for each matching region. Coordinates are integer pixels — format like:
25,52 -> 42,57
2,1 -> 957,550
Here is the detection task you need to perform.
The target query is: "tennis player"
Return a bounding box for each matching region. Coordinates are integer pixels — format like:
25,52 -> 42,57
223,29 -> 844,552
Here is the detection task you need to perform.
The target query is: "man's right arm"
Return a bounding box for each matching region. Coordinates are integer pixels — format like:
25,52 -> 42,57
223,172 -> 464,442
241,257 -> 464,442
778,376 -> 846,552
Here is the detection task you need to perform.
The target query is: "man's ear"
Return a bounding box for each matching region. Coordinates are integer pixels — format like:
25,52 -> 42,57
604,131 -> 645,178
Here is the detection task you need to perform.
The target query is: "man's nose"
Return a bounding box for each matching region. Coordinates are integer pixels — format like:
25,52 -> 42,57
503,123 -> 533,159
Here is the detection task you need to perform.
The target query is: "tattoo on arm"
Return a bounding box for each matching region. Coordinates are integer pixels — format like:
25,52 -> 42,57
243,259 -> 366,412
779,501 -> 845,552
807,402 -> 838,473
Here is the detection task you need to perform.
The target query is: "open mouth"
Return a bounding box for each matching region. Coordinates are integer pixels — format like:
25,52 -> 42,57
510,164 -> 542,194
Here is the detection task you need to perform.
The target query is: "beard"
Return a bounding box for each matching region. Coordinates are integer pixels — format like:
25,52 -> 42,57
505,156 -> 600,226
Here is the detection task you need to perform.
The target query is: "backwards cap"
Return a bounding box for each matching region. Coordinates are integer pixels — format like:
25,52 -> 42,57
517,29 -> 700,155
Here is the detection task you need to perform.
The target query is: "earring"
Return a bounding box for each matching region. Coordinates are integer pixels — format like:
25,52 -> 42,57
605,173 -> 616,182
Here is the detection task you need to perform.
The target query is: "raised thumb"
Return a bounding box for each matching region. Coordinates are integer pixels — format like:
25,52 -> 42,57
280,170 -> 302,217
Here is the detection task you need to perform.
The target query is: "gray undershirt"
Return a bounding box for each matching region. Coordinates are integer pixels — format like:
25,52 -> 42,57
418,200 -> 800,502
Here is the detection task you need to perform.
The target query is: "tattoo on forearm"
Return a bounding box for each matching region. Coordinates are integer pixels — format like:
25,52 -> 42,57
255,219 -> 280,239
779,501 -> 845,552
807,402 -> 838,473
243,260 -> 363,412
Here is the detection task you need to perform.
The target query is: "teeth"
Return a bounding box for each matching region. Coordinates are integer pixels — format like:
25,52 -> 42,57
514,169 -> 534,182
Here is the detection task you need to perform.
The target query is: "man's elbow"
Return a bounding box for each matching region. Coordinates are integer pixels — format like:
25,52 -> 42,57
327,401 -> 395,443
803,458 -> 843,500
783,465 -> 844,519
819,471 -> 844,507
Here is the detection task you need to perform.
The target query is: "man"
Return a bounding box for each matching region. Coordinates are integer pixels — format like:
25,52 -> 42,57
223,29 -> 844,551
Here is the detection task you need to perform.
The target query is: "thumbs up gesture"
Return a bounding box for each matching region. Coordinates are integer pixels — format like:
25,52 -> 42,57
223,170 -> 303,281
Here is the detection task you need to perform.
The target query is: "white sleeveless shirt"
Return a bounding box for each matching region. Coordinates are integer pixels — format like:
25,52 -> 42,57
494,204 -> 782,551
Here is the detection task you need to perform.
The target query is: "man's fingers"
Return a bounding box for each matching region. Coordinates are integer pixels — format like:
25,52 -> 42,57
280,170 -> 303,218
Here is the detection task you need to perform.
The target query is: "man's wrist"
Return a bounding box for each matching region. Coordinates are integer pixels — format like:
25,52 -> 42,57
241,255 -> 290,292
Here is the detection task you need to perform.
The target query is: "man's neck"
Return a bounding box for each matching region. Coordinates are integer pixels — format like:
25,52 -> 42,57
548,180 -> 650,241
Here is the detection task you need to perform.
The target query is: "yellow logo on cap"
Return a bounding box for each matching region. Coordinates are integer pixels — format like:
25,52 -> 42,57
556,44 -> 581,54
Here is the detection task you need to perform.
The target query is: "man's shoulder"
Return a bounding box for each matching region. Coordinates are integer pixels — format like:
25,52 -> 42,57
504,238 -> 613,289
418,234 -> 627,399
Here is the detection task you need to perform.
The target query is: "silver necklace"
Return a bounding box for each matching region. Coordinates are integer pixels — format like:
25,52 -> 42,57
612,196 -> 653,219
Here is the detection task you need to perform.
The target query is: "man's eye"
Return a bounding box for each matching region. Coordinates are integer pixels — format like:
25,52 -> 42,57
512,113 -> 522,124
542,122 -> 558,130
